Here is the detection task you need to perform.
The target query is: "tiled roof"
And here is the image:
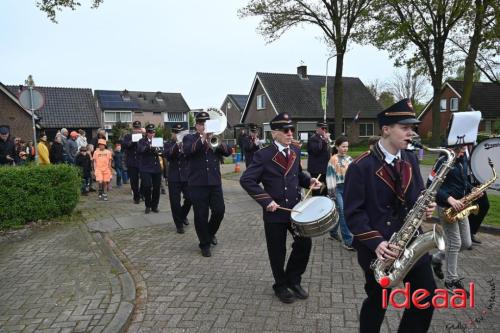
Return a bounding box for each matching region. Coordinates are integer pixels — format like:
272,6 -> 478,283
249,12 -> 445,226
95,90 -> 190,113
448,80 -> 500,118
228,94 -> 248,111
7,85 -> 100,128
243,72 -> 382,121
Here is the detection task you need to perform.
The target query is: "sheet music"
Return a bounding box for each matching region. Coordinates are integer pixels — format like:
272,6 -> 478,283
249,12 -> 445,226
447,111 -> 481,146
152,138 -> 163,147
205,119 -> 221,133
132,133 -> 142,142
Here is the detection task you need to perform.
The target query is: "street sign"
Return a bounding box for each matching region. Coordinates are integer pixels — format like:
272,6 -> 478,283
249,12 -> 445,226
18,88 -> 45,111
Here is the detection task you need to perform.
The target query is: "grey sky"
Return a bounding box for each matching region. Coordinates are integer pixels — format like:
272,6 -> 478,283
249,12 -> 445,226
0,0 -> 398,109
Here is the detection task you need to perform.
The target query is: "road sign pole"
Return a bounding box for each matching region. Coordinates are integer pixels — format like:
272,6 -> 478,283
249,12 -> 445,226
29,85 -> 38,162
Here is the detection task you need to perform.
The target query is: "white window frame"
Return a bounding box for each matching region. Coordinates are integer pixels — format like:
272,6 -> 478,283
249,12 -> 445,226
359,122 -> 374,137
257,94 -> 266,110
440,99 -> 447,112
164,112 -> 185,122
450,97 -> 459,111
104,111 -> 132,123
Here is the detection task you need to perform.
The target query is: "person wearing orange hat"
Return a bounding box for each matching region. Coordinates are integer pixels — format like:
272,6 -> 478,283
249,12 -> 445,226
93,138 -> 113,201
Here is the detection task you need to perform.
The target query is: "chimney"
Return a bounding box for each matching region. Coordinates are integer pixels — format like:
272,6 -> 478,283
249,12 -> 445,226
297,65 -> 308,79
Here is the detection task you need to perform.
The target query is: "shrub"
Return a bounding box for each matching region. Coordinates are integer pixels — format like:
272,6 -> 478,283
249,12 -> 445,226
0,164 -> 80,228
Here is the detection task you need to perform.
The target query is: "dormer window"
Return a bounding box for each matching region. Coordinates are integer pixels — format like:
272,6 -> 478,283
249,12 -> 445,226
121,89 -> 130,101
155,91 -> 164,102
138,93 -> 146,100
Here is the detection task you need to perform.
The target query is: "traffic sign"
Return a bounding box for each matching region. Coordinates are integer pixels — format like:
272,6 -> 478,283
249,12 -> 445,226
18,88 -> 45,111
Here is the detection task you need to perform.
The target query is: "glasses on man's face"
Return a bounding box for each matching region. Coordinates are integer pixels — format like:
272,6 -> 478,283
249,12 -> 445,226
321,127 -> 328,131
280,128 -> 295,134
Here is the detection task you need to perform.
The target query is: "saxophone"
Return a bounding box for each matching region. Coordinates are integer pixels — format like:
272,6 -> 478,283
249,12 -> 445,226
443,158 -> 497,223
372,141 -> 456,288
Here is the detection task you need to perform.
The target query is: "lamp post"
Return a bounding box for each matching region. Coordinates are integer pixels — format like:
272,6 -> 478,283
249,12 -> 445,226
25,75 -> 38,161
323,53 -> 340,123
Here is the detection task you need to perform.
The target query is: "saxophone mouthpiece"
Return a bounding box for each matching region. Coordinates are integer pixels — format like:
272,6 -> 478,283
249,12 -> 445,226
406,139 -> 423,149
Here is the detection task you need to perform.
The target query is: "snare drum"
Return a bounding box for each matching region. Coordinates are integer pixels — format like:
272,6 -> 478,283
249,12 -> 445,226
470,137 -> 500,190
291,196 -> 338,238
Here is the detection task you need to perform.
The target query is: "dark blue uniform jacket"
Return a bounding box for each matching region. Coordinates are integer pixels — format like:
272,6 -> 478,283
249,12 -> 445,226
240,143 -> 311,224
307,134 -> 330,174
137,138 -> 162,174
164,140 -> 189,182
244,136 -> 260,165
122,133 -> 142,168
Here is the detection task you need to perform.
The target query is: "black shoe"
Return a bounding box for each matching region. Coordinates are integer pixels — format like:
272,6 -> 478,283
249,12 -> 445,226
176,227 -> 185,234
134,199 -> 140,204
471,235 -> 482,244
183,218 -> 189,225
161,189 -> 166,194
274,288 -> 295,304
328,233 -> 340,242
342,244 -> 355,251
445,278 -> 469,297
145,207 -> 151,214
211,236 -> 218,246
201,247 -> 211,257
151,207 -> 159,213
432,261 -> 444,280
288,284 -> 309,299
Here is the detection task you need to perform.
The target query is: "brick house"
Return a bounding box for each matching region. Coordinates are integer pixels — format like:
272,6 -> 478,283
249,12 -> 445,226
417,81 -> 500,139
95,90 -> 191,134
0,82 -> 39,142
7,85 -> 101,141
240,66 -> 383,143
220,94 -> 248,140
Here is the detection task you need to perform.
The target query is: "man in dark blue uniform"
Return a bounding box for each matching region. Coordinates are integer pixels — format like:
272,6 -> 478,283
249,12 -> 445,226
307,121 -> 331,196
164,123 -> 192,234
122,121 -> 143,203
344,99 -> 436,333
183,112 -> 232,257
137,124 -> 163,214
243,123 -> 260,167
240,112 -> 321,304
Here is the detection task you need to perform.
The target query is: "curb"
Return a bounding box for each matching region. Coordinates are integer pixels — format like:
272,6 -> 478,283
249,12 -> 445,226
84,226 -> 135,333
480,224 -> 500,236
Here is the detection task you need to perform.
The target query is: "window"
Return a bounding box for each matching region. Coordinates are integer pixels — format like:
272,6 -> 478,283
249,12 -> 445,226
153,112 -> 161,115
104,111 -> 132,123
450,97 -> 459,111
134,111 -> 143,115
166,112 -> 184,122
359,123 -> 374,137
257,94 -> 266,110
440,99 -> 447,112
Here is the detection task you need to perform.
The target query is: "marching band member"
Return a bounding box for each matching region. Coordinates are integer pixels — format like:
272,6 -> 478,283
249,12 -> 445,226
122,120 -> 143,204
164,124 -> 192,234
244,123 -> 260,167
137,124 -> 162,214
430,144 -> 473,291
240,112 -> 321,304
307,121 -> 331,196
344,99 -> 436,333
183,112 -> 232,257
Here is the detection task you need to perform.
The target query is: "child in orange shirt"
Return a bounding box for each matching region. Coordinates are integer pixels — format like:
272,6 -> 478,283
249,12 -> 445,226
93,139 -> 113,201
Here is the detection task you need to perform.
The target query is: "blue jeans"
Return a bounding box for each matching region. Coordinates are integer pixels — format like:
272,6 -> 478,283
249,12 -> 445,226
115,168 -> 123,186
81,177 -> 90,193
329,184 -> 353,246
122,169 -> 129,184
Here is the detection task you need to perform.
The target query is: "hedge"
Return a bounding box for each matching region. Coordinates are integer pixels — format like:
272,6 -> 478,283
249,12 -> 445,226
0,164 -> 80,228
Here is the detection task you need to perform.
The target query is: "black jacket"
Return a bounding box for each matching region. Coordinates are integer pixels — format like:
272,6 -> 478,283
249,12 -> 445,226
50,142 -> 65,164
75,153 -> 92,177
0,136 -> 15,166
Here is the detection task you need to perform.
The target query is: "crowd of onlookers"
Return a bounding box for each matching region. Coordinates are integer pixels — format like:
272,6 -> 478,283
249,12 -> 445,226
0,125 -> 128,196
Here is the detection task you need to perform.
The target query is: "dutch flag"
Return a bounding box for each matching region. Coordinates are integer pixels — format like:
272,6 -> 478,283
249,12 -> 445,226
354,111 -> 361,122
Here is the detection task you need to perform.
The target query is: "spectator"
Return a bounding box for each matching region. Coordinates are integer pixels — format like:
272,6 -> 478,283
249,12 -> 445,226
93,139 -> 113,201
50,134 -> 65,164
113,143 -> 124,187
75,146 -> 92,195
367,136 -> 380,150
13,137 -> 23,164
87,144 -> 97,192
0,126 -> 15,166
25,140 -> 36,162
37,134 -> 51,165
67,131 -> 79,164
76,129 -> 88,151
17,151 -> 29,166
60,128 -> 70,162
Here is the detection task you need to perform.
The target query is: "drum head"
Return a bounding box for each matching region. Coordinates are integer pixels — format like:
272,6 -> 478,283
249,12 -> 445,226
291,196 -> 335,223
470,138 -> 500,190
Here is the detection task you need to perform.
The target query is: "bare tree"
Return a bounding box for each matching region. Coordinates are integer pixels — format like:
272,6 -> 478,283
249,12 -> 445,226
387,68 -> 430,106
239,0 -> 373,137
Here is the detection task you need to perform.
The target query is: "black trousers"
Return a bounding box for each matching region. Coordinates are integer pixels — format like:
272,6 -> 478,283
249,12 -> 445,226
128,166 -> 141,201
141,172 -> 161,209
168,181 -> 192,228
310,172 -> 326,196
358,250 -> 436,333
264,222 -> 312,291
469,192 -> 489,235
189,185 -> 225,249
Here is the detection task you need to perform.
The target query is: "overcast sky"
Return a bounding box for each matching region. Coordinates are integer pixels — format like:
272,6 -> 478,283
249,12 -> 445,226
0,0 -> 400,109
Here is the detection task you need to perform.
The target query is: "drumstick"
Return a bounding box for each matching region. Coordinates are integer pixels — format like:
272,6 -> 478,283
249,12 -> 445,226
276,207 -> 303,214
304,173 -> 322,200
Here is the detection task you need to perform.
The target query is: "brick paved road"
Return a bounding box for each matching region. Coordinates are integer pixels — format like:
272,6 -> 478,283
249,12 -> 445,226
0,223 -> 130,332
102,175 -> 499,332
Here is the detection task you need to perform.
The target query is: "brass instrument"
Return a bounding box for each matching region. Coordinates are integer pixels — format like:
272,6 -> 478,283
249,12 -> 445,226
205,108 -> 227,149
443,158 -> 497,223
372,141 -> 454,288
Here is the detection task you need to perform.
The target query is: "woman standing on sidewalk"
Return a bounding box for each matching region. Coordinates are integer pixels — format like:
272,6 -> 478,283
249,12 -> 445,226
326,136 -> 354,250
